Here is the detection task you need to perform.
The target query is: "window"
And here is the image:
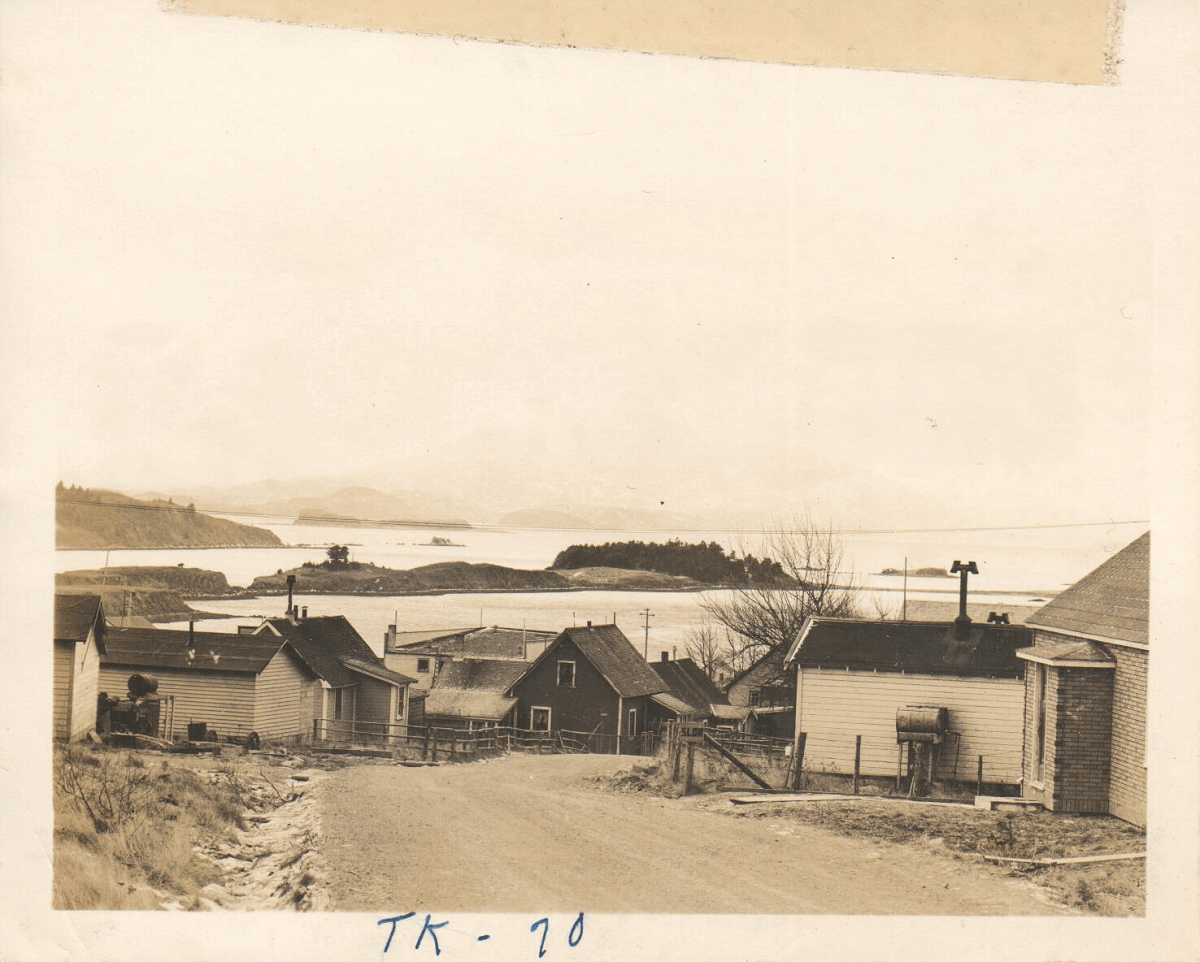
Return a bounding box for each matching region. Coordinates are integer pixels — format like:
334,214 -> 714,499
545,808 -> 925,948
334,687 -> 344,721
395,688 -> 405,720
557,660 -> 576,687
1034,663 -> 1047,783
627,708 -> 638,737
531,707 -> 551,732
416,658 -> 430,673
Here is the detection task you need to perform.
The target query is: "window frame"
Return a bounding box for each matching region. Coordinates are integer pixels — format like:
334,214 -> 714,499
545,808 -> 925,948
416,658 -> 431,674
556,660 -> 577,688
530,706 -> 552,732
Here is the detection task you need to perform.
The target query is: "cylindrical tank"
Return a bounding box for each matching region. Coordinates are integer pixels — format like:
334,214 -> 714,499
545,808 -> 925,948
126,673 -> 159,699
895,705 -> 949,740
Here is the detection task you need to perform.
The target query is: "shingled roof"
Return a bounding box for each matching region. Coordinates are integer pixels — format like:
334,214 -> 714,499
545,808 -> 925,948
264,615 -> 410,687
434,658 -> 532,692
547,625 -> 669,698
103,627 -> 294,674
786,617 -> 1032,678
1026,532 -> 1150,647
392,626 -> 557,660
425,689 -> 518,721
54,593 -> 106,652
651,657 -> 729,714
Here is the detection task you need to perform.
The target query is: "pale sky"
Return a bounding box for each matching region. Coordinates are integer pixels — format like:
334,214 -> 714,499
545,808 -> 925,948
4,0 -> 1161,529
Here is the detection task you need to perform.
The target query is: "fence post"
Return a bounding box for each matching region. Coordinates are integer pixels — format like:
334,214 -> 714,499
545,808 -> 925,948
671,727 -> 683,781
423,726 -> 431,761
789,732 -> 807,791
976,755 -> 984,797
853,735 -> 862,795
683,740 -> 696,795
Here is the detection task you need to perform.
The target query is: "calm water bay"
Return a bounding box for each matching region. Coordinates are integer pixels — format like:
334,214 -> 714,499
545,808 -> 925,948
56,517 -> 1148,658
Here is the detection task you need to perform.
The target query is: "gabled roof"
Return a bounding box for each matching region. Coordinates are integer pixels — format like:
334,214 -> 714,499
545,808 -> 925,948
387,628 -> 477,651
433,658 -> 532,692
785,617 -> 1032,678
709,704 -> 753,721
54,593 -> 107,653
103,627 -> 296,674
651,657 -> 729,714
1026,532 -> 1150,646
424,689 -> 518,721
725,648 -> 786,692
528,625 -> 669,698
263,615 -> 389,688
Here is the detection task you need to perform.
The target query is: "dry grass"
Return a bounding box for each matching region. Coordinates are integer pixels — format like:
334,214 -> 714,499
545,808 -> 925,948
737,798 -> 1146,916
53,745 -> 247,909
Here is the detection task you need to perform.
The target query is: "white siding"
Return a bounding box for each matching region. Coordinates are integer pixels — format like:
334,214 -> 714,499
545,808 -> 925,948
70,631 -> 100,741
797,668 -> 1025,784
99,665 -> 256,738
252,648 -> 309,740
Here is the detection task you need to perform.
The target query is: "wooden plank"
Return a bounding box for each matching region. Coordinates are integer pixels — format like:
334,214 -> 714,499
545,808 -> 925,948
982,851 -> 1146,867
701,731 -> 773,790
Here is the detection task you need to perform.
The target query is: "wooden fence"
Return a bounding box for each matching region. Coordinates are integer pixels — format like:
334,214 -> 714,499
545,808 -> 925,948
312,718 -> 655,758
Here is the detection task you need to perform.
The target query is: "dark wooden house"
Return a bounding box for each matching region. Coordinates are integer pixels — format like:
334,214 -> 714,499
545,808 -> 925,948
646,653 -> 750,730
508,623 -> 667,750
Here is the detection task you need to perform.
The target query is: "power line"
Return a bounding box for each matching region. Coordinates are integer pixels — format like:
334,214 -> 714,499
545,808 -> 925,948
54,497 -> 1149,537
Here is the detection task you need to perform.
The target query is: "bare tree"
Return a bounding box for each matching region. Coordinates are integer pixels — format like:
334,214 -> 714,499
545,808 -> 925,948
700,514 -> 863,674
685,621 -> 753,686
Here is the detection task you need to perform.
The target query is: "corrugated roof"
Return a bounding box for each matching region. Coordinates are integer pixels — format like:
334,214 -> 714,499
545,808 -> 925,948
388,628 -> 476,650
555,625 -> 669,698
787,618 -> 1032,678
54,593 -> 106,652
103,627 -> 289,674
651,657 -> 729,714
650,692 -> 701,716
1026,532 -> 1150,646
433,658 -> 532,692
265,616 -> 381,687
424,689 -> 517,721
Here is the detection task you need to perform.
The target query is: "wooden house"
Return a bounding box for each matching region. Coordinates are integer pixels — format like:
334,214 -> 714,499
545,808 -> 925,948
646,653 -> 751,731
1016,532 -> 1149,826
508,623 -> 668,750
423,658 -> 529,731
54,593 -> 107,741
100,625 -> 315,741
724,648 -> 794,736
383,625 -> 556,690
258,615 -> 416,741
783,617 -> 1033,784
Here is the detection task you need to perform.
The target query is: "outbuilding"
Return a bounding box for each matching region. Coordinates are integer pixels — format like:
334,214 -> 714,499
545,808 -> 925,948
784,617 -> 1033,785
54,593 -> 107,741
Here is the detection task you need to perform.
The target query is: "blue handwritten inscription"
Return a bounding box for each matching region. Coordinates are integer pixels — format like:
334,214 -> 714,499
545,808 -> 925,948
379,912 -> 585,957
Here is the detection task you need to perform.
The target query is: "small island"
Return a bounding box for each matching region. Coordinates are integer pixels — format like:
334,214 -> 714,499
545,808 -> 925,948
421,535 -> 464,547
879,566 -> 953,578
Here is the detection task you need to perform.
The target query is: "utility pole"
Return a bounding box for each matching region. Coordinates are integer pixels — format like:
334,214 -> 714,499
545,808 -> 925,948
640,607 -> 655,661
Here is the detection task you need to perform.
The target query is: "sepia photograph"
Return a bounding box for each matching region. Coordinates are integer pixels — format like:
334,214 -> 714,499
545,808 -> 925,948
3,0 -> 1198,959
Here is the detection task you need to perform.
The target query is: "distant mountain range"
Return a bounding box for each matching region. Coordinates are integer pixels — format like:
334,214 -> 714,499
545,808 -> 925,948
56,485 -> 282,549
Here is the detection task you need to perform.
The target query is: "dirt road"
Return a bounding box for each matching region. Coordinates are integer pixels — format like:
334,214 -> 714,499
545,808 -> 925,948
317,754 -> 1067,915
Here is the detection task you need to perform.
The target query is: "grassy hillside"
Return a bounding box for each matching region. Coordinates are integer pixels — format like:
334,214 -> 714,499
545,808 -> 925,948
56,485 -> 283,549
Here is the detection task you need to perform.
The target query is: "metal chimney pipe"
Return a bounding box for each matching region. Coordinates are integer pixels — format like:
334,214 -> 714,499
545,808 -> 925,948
286,574 -> 296,616
301,606 -> 308,619
950,560 -> 978,641
188,620 -> 195,649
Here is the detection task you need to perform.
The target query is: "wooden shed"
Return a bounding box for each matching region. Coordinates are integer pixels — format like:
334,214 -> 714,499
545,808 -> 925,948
100,626 -> 316,741
784,617 -> 1033,785
54,593 -> 107,741
646,653 -> 749,731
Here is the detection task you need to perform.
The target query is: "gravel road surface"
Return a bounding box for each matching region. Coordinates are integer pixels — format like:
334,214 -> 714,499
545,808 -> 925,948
317,753 -> 1067,915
